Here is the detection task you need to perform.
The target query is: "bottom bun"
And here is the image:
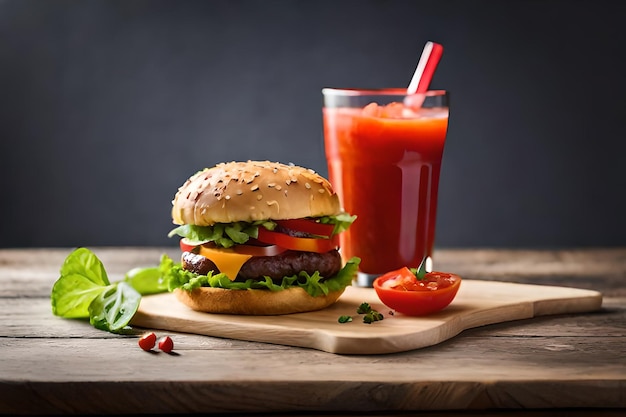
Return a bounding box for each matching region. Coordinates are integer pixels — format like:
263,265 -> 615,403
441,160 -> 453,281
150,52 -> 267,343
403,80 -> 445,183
174,287 -> 346,315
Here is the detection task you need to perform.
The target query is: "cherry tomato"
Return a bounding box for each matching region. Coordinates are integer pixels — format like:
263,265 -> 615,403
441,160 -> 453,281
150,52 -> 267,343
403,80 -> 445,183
256,228 -> 339,253
373,267 -> 461,316
138,332 -> 157,351
158,336 -> 174,353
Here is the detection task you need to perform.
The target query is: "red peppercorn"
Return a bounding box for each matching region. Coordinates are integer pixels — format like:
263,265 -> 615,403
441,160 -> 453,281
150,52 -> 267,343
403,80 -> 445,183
138,332 -> 157,351
158,336 -> 174,353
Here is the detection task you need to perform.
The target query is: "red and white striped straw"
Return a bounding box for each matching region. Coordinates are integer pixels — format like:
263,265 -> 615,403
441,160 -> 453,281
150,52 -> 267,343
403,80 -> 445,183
407,41 -> 444,95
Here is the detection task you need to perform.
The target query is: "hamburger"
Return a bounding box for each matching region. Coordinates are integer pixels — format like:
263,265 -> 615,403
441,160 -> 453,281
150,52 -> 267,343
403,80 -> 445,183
161,160 -> 359,315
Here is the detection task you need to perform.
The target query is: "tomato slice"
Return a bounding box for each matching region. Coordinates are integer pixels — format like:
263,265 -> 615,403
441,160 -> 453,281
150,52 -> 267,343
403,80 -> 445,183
257,227 -> 339,253
179,238 -> 287,257
180,238 -> 198,253
373,267 -> 462,316
275,219 -> 334,237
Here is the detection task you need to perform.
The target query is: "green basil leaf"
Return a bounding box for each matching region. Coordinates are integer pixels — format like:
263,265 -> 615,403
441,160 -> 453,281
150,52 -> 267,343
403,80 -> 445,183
409,257 -> 428,280
89,282 -> 141,332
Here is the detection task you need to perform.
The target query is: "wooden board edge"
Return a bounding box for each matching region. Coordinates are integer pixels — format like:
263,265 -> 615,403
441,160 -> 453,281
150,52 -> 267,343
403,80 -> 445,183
533,290 -> 603,317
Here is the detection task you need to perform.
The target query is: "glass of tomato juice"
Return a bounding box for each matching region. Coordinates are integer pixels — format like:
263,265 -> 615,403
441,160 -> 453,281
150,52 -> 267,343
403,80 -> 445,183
322,88 -> 449,287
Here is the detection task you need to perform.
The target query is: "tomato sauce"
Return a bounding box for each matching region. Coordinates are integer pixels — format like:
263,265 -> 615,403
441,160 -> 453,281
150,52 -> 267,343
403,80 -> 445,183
323,103 -> 448,275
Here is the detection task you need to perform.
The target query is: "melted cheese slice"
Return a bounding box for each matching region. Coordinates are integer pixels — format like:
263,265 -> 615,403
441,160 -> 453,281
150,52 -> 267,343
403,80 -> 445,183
198,245 -> 253,281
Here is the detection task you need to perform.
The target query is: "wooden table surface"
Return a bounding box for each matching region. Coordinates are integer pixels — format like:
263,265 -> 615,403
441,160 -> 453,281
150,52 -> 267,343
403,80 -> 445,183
1,247 -> 625,416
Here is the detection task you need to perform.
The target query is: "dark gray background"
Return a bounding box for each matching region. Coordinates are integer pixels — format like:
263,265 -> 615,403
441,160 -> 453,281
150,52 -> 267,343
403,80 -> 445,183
1,0 -> 625,249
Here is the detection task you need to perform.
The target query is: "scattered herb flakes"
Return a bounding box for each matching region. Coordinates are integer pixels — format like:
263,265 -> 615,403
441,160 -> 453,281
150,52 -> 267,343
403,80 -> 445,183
338,315 -> 353,323
363,310 -> 384,324
338,302 -> 384,324
356,302 -> 372,314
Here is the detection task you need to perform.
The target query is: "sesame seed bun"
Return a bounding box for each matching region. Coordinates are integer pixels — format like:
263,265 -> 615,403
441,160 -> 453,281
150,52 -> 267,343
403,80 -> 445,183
171,160 -> 341,226
174,286 -> 345,315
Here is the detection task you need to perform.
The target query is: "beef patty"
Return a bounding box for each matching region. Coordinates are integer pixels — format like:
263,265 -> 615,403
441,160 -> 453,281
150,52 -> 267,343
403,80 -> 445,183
181,249 -> 342,281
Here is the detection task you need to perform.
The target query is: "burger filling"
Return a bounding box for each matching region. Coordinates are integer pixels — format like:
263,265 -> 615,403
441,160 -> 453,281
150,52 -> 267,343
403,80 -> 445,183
161,214 -> 360,297
160,253 -> 359,298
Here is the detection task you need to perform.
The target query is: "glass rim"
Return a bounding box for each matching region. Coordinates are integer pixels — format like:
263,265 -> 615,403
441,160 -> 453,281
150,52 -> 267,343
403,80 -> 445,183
321,88 -> 447,97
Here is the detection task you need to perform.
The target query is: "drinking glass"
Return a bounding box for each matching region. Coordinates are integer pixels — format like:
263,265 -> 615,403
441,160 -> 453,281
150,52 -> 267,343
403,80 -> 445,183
322,89 -> 449,286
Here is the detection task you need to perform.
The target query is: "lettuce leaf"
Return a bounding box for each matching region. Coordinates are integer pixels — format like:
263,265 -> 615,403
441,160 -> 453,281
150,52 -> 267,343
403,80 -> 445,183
160,254 -> 360,297
318,213 -> 357,235
51,247 -> 147,333
167,221 -> 276,248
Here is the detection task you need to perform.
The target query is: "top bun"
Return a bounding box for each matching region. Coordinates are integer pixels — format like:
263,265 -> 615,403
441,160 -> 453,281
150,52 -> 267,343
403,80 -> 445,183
172,161 -> 341,226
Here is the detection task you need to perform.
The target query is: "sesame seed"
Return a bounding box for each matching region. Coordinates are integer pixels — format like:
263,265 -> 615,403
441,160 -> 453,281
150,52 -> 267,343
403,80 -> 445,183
257,194 -> 263,200
275,185 -> 282,191
267,182 -> 275,187
225,195 -> 231,200
236,190 -> 243,195
305,182 -> 311,189
318,189 -> 326,194
251,184 -> 259,191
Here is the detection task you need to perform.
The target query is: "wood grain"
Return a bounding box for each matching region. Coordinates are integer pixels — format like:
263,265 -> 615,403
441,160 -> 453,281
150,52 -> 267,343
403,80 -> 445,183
1,247 -> 624,415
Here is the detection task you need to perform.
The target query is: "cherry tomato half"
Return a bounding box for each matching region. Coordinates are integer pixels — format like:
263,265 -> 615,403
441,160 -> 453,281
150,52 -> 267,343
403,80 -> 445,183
373,267 -> 462,316
256,228 -> 339,253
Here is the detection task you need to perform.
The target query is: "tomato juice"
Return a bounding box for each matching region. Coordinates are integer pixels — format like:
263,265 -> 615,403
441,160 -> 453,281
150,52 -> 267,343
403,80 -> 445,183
322,89 -> 449,280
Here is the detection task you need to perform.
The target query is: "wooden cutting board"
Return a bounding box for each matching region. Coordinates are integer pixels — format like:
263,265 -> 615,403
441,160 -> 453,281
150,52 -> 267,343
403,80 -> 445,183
131,280 -> 602,355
